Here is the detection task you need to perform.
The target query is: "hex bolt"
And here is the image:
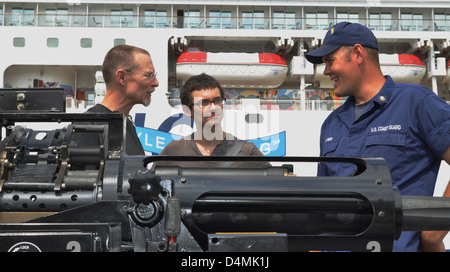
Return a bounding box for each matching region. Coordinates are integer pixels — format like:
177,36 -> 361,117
16,93 -> 25,101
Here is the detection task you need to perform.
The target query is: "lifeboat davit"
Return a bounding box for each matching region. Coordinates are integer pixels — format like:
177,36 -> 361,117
314,54 -> 426,88
176,47 -> 288,89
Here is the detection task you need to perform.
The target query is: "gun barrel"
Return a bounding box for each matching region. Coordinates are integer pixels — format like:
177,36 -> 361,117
401,196 -> 450,231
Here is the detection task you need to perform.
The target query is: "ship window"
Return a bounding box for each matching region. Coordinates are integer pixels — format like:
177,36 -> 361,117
10,8 -> 35,26
337,12 -> 359,24
435,14 -> 446,31
185,10 -> 201,28
45,8 -> 68,27
273,11 -> 297,30
306,12 -> 330,30
208,10 -> 232,29
369,12 -> 392,31
254,11 -> 265,29
122,9 -> 133,27
47,38 -> 59,48
71,7 -> 85,27
80,38 -> 92,48
45,9 -> 55,26
24,9 -> 35,26
13,37 -> 25,47
241,11 -> 252,29
369,13 -> 381,30
111,10 -> 121,27
434,13 -> 450,31
187,47 -> 200,52
381,13 -> 393,30
143,10 -> 168,28
305,13 -> 315,29
156,10 -> 168,28
273,12 -> 284,29
56,8 -> 68,27
114,38 -> 126,46
222,11 -> 232,29
11,8 -> 22,26
317,12 -> 329,30
401,13 -> 423,31
110,9 -> 133,28
208,10 -> 221,29
241,11 -> 265,29
143,10 -> 155,27
285,12 -> 296,29
11,8 -> 20,26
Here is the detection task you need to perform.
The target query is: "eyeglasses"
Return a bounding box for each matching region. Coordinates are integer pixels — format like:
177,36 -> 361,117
124,69 -> 157,81
190,97 -> 226,109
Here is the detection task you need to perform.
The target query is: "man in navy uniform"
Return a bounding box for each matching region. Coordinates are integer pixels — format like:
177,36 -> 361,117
305,21 -> 450,251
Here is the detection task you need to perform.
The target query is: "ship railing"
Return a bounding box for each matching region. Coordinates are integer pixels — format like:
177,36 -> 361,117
1,12 -> 450,32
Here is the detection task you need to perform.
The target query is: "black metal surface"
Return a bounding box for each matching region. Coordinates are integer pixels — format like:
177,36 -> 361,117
146,155 -> 368,175
0,222 -> 121,252
401,196 -> 450,231
156,157 -> 397,252
0,88 -> 65,112
0,112 -> 449,252
0,112 -> 125,152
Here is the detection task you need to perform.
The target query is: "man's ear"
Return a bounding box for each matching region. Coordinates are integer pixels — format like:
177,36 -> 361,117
352,44 -> 364,64
115,69 -> 127,86
182,104 -> 193,117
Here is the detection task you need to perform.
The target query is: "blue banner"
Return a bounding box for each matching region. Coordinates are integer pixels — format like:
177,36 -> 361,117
136,126 -> 182,154
136,126 -> 286,156
249,131 -> 286,156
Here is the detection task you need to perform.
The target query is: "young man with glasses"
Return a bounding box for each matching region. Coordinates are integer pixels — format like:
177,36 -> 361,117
75,44 -> 159,156
154,73 -> 270,168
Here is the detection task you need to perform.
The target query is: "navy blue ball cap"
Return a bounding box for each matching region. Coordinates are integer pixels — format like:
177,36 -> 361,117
305,21 -> 379,64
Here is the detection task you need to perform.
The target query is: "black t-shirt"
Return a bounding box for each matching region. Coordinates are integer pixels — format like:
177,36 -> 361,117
153,133 -> 271,169
74,104 -> 145,156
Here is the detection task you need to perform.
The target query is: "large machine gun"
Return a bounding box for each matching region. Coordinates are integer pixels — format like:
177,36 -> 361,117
0,112 -> 449,252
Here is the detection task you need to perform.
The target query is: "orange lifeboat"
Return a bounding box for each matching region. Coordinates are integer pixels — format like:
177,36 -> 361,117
176,47 -> 288,89
379,54 -> 426,84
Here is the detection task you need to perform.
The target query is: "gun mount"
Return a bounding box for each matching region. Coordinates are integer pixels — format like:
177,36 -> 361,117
0,112 -> 449,252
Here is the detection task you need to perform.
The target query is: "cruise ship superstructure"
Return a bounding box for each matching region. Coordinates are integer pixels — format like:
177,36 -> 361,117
0,0 -> 449,181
